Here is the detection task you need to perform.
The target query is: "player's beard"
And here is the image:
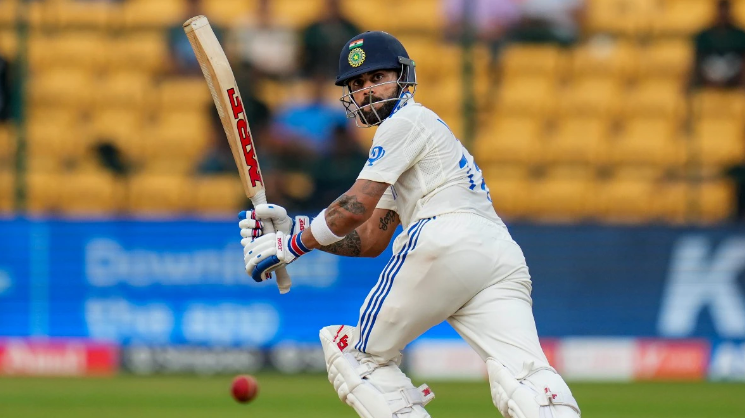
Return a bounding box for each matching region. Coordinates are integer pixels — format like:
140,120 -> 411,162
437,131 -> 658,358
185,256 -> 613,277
358,94 -> 399,125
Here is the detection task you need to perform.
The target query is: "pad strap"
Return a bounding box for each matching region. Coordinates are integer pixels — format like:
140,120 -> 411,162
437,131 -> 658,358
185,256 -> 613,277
385,384 -> 436,413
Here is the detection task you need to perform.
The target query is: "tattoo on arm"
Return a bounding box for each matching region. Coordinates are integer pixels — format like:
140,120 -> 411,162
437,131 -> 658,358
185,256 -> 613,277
320,230 -> 362,257
378,210 -> 398,231
337,194 -> 366,215
327,194 -> 367,229
359,180 -> 388,198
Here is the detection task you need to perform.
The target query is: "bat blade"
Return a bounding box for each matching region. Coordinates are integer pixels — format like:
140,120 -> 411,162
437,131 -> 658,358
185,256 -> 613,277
184,15 -> 291,294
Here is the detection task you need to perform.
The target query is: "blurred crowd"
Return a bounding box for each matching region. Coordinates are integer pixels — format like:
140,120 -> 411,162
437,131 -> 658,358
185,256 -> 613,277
2,0 -> 745,221
171,0 -> 591,213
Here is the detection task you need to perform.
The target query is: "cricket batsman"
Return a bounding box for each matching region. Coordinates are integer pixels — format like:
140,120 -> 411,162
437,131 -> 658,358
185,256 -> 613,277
239,31 -> 581,418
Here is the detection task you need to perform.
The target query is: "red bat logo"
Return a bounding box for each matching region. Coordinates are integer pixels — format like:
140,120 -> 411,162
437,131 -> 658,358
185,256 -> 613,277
228,88 -> 262,188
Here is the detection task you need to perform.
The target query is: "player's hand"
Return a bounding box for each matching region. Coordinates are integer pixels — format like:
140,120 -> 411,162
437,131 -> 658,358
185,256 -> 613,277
238,204 -> 309,246
244,231 -> 312,282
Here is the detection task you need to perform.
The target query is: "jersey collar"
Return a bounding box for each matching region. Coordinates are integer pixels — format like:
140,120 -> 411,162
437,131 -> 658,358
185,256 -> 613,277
389,91 -> 415,118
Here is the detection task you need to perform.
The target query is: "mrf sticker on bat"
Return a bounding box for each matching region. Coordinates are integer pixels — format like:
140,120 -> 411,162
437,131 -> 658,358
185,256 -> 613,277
227,88 -> 262,187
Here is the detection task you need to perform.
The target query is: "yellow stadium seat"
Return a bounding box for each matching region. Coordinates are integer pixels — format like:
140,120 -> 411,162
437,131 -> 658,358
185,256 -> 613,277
126,174 -> 192,215
56,0 -> 117,29
387,0 -> 445,32
484,175 -> 531,220
0,30 -> 17,58
397,36 -> 443,76
481,164 -> 531,180
500,45 -> 566,78
90,110 -> 144,160
272,0 -> 325,29
58,171 -> 122,216
0,1 -> 18,26
109,32 -> 168,72
0,169 -> 13,214
28,69 -> 94,108
597,176 -> 659,223
192,175 -> 246,216
123,0 -> 186,29
26,112 -> 90,165
27,33 -> 55,70
340,0 -> 392,31
156,77 -> 213,110
51,31 -> 108,70
0,124 -> 15,164
657,179 -> 689,223
610,118 -> 685,167
561,77 -> 621,118
653,0 -> 715,36
611,165 -> 667,181
735,0 -> 745,27
495,76 -> 557,117
530,176 -> 595,221
96,71 -> 153,109
586,0 -> 656,36
202,0 -> 257,27
692,118 -> 745,167
692,89 -> 745,119
544,117 -> 609,165
142,111 -> 212,173
570,39 -> 638,80
27,0 -> 53,29
415,77 -> 462,116
639,39 -> 694,79
475,117 -> 543,164
697,179 -> 735,222
622,80 -> 685,120
26,172 -> 61,214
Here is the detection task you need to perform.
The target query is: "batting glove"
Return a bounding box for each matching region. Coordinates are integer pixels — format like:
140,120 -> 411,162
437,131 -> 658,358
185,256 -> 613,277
238,204 -> 309,247
244,231 -> 312,282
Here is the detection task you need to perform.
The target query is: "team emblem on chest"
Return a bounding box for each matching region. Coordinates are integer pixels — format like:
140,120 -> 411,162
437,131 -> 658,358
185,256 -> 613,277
348,48 -> 366,67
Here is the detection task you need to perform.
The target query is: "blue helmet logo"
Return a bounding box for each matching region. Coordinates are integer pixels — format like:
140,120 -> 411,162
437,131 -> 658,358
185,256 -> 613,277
367,146 -> 385,166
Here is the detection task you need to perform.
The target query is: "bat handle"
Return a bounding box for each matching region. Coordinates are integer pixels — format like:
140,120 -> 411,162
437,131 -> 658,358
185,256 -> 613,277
250,189 -> 292,294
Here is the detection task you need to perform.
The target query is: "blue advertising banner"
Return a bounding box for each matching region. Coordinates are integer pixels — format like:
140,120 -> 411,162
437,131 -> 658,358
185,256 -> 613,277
1,218 -> 744,347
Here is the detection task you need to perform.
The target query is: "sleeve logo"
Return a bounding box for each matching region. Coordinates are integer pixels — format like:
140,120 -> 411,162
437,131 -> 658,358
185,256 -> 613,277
367,146 -> 385,166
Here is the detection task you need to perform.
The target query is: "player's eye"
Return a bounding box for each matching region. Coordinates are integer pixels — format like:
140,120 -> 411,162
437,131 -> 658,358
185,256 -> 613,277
373,73 -> 383,81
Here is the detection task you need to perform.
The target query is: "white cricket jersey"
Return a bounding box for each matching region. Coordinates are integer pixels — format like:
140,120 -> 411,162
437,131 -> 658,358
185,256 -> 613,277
357,97 -> 505,230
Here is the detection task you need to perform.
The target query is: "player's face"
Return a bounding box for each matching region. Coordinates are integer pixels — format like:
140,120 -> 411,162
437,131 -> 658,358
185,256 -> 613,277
348,70 -> 400,122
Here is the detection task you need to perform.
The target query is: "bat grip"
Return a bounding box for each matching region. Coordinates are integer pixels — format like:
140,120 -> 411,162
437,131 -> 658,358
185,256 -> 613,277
250,189 -> 292,294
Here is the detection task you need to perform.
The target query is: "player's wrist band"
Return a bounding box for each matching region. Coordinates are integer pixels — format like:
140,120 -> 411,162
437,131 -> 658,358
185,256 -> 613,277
310,209 -> 345,246
288,230 -> 312,258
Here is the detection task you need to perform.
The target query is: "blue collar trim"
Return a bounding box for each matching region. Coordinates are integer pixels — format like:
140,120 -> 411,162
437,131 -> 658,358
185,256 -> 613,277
389,91 -> 414,118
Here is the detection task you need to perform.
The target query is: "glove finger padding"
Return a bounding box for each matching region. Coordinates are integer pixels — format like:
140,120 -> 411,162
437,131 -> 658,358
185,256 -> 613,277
239,218 -> 263,236
254,204 -> 293,236
244,234 -> 279,278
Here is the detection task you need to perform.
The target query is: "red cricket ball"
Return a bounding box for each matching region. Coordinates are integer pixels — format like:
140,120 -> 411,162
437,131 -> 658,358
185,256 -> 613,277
231,375 -> 259,404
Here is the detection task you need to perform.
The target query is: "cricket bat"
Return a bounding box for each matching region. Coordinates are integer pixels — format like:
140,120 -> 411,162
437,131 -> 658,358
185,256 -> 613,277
184,15 -> 292,294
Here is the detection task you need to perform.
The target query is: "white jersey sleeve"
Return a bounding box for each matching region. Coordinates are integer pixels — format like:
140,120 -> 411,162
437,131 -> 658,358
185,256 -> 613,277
353,97 -> 504,230
357,117 -> 428,185
376,187 -> 397,212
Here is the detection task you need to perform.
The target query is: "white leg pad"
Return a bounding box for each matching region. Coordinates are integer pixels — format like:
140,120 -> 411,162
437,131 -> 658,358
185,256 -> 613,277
486,358 -> 581,418
320,325 -> 435,418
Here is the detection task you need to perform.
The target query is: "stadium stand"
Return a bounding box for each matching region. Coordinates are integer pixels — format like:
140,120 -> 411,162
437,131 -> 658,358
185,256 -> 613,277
1,0 -> 740,223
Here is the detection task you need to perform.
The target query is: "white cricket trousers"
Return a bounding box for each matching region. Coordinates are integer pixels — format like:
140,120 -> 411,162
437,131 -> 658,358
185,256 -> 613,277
351,212 -> 550,376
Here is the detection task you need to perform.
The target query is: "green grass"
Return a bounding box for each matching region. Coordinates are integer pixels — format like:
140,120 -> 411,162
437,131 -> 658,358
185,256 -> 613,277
0,374 -> 743,417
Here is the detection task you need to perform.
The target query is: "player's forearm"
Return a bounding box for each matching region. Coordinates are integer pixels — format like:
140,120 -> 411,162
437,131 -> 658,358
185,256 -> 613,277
318,209 -> 399,258
300,180 -> 390,252
319,230 -> 364,257
300,194 -> 371,252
